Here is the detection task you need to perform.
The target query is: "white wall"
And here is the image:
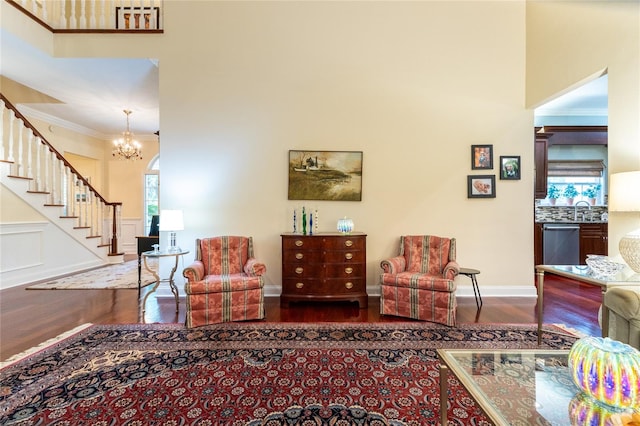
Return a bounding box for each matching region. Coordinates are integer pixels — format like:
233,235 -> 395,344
158,1 -> 533,297
526,1 -> 640,261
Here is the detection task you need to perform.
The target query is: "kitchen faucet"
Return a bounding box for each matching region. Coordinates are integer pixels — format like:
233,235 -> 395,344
574,200 -> 591,221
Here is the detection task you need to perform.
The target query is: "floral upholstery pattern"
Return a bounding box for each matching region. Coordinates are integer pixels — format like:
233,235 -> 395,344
380,235 -> 459,326
183,236 -> 266,327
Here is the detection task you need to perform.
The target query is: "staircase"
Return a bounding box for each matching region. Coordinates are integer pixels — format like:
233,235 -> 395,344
1,94 -> 124,287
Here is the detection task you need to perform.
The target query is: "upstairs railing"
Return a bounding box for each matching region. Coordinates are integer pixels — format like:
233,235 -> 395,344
6,0 -> 163,32
0,94 -> 123,256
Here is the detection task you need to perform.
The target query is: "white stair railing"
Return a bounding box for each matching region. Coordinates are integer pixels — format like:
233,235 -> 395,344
7,0 -> 163,31
0,93 -> 123,256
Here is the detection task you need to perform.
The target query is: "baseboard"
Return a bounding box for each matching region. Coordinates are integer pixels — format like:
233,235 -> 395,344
263,285 -> 537,298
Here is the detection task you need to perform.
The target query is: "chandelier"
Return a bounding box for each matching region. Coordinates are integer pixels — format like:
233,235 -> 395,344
112,109 -> 142,160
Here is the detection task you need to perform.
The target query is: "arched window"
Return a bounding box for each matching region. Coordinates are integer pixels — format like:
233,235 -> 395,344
144,155 -> 160,236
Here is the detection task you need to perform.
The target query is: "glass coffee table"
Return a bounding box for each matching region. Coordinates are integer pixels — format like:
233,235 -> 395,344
535,265 -> 640,344
438,348 -> 639,425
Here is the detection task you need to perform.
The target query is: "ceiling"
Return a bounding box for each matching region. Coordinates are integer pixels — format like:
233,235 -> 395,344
534,74 -> 608,118
1,28 -> 606,140
0,29 -> 160,139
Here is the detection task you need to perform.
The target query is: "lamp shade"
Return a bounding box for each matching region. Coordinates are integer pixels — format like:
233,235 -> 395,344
159,210 -> 184,231
608,171 -> 640,273
609,171 -> 640,212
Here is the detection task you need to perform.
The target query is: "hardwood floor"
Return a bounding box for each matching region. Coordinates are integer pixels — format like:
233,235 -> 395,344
0,273 -> 601,362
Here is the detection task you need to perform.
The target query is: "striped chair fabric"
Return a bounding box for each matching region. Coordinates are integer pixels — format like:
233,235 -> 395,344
183,236 -> 265,327
380,235 -> 459,326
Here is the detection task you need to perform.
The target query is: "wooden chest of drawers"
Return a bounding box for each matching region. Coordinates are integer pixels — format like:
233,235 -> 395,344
280,233 -> 368,308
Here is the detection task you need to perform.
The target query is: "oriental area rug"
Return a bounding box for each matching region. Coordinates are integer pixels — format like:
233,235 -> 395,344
25,259 -> 155,290
0,322 -> 577,425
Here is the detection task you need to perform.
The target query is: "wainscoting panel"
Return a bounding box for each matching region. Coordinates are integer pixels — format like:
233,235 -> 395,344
0,222 -> 46,273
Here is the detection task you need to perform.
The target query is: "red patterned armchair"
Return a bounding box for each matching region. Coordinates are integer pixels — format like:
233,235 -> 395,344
183,236 -> 266,327
380,235 -> 459,326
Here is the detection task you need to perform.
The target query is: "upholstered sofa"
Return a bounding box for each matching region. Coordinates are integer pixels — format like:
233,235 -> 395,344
183,236 -> 266,327
603,287 -> 640,349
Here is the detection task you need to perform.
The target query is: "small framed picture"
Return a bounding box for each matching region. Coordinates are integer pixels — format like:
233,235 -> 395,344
471,144 -> 493,170
499,156 -> 521,180
468,175 -> 496,198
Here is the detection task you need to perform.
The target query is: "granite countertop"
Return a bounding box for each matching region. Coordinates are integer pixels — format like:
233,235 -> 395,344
535,220 -> 608,224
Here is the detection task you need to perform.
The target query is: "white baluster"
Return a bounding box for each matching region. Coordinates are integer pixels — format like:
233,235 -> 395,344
7,109 -> 15,163
79,0 -> 87,28
0,100 -> 5,161
50,156 -> 58,204
27,128 -> 33,179
43,146 -> 50,193
69,0 -> 77,29
149,0 -> 156,29
16,119 -> 24,176
64,166 -> 73,216
88,192 -> 94,235
59,161 -> 65,205
34,137 -> 42,191
98,200 -> 104,243
60,1 -> 68,29
99,0 -> 106,29
84,185 -> 90,227
88,0 -> 96,29
71,174 -> 78,217
41,0 -> 48,23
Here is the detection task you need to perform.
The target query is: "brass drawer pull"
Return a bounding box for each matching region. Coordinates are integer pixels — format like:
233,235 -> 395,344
296,282 -> 304,289
345,253 -> 353,260
345,240 -> 353,247
345,267 -> 353,274
295,267 -> 304,274
295,253 -> 304,260
345,282 -> 353,289
295,240 -> 303,247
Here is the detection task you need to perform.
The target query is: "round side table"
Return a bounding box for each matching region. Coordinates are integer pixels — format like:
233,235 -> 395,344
141,249 -> 189,319
458,267 -> 482,309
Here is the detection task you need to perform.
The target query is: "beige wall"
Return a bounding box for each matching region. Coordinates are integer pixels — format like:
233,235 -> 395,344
6,1 -> 638,296
526,1 -> 640,260
0,186 -> 45,222
157,1 -> 533,294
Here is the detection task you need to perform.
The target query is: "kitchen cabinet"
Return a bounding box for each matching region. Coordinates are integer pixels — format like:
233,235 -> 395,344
534,131 -> 550,199
579,223 -> 608,264
281,233 -> 368,308
534,223 -> 543,266
534,222 -> 607,265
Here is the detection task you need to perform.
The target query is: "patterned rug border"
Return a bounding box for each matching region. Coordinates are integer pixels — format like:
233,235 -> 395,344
1,321 -> 578,369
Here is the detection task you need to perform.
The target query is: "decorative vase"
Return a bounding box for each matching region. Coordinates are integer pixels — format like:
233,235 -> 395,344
568,336 -> 640,409
337,217 -> 354,234
567,197 -> 575,206
549,198 -> 557,206
568,392 -> 640,426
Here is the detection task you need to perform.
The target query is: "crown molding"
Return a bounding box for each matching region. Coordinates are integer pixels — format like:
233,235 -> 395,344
16,104 -> 158,142
17,104 -> 107,139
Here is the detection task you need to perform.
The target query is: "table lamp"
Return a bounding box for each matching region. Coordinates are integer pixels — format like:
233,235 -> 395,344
608,171 -> 640,273
159,209 -> 184,252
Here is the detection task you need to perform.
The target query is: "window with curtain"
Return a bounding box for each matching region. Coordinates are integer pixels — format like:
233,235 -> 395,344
144,156 -> 159,236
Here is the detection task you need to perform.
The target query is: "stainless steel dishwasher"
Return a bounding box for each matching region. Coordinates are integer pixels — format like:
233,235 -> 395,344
542,223 -> 580,264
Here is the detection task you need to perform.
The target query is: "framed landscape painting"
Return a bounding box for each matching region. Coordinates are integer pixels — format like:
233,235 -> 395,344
288,150 -> 363,201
